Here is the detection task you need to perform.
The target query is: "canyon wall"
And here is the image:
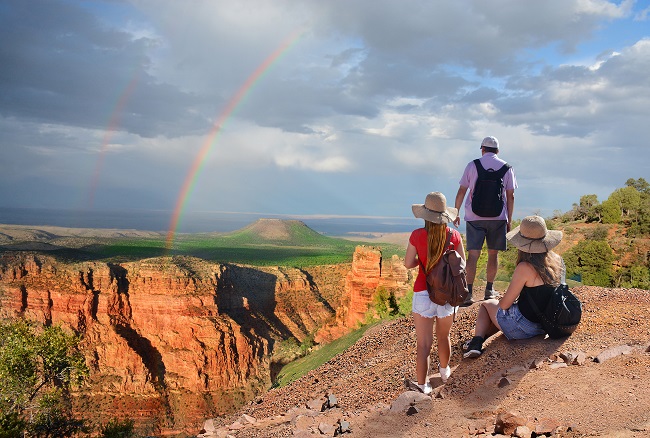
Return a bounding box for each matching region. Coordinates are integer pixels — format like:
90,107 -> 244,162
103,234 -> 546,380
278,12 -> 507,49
0,248 -> 412,434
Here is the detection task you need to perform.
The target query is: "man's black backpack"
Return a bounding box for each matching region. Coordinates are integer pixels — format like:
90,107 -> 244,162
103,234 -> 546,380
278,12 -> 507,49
471,159 -> 511,217
418,230 -> 469,317
525,284 -> 582,339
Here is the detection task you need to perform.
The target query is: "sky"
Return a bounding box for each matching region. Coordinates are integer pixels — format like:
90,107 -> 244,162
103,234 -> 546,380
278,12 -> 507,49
1,0 -> 649,232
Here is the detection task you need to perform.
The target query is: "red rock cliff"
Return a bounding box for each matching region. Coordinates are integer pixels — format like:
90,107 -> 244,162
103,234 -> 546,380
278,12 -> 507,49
0,253 -> 336,432
344,246 -> 411,326
0,246 -> 412,433
314,246 -> 413,343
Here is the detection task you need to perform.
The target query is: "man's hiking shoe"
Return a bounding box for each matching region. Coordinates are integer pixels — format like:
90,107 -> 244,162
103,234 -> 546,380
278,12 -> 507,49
483,289 -> 499,300
460,294 -> 475,307
462,337 -> 484,359
439,364 -> 451,383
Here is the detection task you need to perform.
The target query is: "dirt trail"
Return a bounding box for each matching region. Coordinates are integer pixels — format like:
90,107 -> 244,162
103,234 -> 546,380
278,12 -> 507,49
212,286 -> 650,437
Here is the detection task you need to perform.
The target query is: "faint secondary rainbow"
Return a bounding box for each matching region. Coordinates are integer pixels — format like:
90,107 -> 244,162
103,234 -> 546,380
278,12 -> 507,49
87,71 -> 140,208
165,30 -> 303,250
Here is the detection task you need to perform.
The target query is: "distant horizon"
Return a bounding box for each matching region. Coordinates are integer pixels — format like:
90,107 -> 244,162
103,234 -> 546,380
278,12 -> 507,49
0,206 -> 433,236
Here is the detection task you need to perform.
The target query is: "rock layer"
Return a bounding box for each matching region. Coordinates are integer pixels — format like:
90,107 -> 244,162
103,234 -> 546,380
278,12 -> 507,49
0,248 -> 412,433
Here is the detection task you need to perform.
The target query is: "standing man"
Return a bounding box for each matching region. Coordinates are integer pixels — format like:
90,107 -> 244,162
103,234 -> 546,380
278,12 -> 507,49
453,136 -> 516,305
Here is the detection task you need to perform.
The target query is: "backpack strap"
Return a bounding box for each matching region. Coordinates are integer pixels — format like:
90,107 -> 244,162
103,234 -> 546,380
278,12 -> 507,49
417,256 -> 426,275
473,159 -> 486,176
495,162 -> 511,178
443,228 -> 452,252
473,159 -> 511,177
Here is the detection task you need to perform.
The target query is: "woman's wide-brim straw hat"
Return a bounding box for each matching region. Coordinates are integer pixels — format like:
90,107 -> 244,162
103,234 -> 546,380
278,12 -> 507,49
412,192 -> 458,224
506,215 -> 563,253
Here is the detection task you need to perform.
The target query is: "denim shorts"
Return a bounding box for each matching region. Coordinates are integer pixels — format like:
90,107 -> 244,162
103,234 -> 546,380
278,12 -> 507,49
496,303 -> 545,340
466,220 -> 507,251
412,291 -> 457,319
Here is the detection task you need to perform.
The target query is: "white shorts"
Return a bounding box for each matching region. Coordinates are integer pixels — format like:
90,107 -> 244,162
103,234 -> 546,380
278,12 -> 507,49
411,290 -> 457,319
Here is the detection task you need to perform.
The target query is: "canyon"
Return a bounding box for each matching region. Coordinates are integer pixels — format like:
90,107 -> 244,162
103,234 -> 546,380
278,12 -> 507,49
0,245 -> 412,434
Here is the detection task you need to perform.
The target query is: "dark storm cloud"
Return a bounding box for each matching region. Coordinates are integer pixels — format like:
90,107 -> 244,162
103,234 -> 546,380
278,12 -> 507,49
0,0 -> 211,138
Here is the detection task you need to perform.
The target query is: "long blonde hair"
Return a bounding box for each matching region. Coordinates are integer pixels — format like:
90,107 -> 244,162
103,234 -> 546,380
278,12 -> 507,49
425,221 -> 448,272
517,250 -> 562,286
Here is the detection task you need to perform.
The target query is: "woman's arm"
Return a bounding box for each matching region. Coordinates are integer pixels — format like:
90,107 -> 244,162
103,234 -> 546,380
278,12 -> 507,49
456,234 -> 466,261
404,242 -> 419,269
498,262 -> 536,310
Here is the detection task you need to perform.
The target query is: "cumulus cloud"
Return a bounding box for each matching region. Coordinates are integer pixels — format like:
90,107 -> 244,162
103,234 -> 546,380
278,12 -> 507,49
0,0 -> 648,222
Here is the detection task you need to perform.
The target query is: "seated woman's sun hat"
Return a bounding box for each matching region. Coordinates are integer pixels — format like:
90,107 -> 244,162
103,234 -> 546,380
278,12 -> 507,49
506,215 -> 562,253
412,192 -> 458,224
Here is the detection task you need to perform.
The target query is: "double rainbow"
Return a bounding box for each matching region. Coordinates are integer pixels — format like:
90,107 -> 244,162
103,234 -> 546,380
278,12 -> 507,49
165,30 -> 303,250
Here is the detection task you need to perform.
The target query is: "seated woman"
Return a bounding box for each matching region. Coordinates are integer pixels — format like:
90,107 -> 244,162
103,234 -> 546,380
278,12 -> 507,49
463,215 -> 564,358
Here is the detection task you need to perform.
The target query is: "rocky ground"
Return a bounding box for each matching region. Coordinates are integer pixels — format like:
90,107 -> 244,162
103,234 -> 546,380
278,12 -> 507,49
202,286 -> 650,437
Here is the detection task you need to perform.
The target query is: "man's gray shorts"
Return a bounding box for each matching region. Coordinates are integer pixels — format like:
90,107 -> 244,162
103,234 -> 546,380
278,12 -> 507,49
466,220 -> 507,251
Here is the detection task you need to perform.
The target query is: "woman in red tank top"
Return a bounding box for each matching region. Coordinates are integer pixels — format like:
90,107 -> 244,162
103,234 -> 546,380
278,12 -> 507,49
404,192 -> 465,394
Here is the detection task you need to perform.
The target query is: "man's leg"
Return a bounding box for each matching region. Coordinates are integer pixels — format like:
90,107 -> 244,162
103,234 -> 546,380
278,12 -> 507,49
466,249 -> 481,285
484,221 -> 507,299
461,249 -> 481,306
486,249 -> 499,282
463,221 -> 486,306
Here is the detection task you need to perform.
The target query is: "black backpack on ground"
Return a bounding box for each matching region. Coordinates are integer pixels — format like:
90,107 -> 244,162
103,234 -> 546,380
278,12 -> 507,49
471,159 -> 511,217
525,284 -> 582,339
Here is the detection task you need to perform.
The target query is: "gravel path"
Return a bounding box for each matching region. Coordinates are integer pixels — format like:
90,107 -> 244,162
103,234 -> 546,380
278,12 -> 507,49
209,286 -> 650,437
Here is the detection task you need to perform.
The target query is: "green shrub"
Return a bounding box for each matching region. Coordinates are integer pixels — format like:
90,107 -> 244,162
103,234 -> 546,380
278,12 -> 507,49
601,199 -> 622,224
0,320 -> 88,438
619,265 -> 650,289
100,418 -> 136,438
0,412 -> 25,438
564,240 -> 614,287
371,287 -> 399,320
397,291 -> 413,317
585,225 -> 609,241
299,333 -> 315,355
27,390 -> 87,437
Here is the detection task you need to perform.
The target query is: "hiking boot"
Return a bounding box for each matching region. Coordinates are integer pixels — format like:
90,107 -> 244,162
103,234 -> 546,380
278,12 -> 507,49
462,336 -> 484,359
439,364 -> 451,383
483,289 -> 499,300
459,294 -> 475,307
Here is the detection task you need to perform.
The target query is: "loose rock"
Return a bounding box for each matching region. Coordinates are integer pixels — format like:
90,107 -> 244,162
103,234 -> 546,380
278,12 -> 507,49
406,405 -> 419,416
498,377 -> 511,388
513,425 -> 531,437
549,362 -> 568,370
494,411 -> 528,435
389,391 -> 431,412
318,422 -> 336,435
595,345 -> 634,363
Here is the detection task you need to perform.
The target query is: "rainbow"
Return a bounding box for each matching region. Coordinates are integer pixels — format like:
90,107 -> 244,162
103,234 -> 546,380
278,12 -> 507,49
165,30 -> 303,250
87,71 -> 140,208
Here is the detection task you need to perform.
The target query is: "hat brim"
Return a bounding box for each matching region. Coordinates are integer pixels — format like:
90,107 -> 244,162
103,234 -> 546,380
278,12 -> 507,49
412,204 -> 458,224
506,227 -> 562,253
